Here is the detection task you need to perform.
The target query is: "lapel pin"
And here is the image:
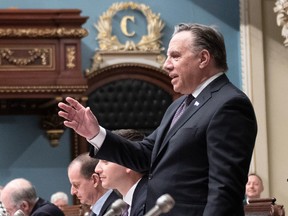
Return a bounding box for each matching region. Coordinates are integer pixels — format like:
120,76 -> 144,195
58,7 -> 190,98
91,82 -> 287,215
194,101 -> 199,106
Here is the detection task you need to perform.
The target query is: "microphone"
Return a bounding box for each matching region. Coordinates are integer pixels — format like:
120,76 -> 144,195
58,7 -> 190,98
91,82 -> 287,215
103,199 -> 128,216
13,210 -> 25,216
144,194 -> 175,216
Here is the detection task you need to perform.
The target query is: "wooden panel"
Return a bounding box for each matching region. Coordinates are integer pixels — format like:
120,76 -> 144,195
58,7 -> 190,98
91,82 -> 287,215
0,9 -> 88,109
0,9 -> 89,146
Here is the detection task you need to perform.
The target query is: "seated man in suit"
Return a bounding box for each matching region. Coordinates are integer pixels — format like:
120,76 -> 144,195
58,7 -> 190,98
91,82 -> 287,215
68,152 -> 121,216
0,178 -> 64,216
50,191 -> 69,211
245,173 -> 264,201
95,129 -> 147,216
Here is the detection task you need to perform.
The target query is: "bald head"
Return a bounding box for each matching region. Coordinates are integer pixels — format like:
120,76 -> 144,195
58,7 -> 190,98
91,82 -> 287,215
1,178 -> 37,210
5,178 -> 32,190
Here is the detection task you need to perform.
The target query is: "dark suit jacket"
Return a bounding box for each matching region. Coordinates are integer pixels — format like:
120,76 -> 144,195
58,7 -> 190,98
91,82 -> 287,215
97,190 -> 121,216
92,74 -> 257,216
30,197 -> 64,216
130,176 -> 148,216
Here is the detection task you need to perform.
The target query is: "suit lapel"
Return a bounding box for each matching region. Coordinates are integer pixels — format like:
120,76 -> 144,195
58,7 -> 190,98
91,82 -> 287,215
158,95 -> 206,155
153,74 -> 229,162
130,177 -> 147,216
89,211 -> 96,216
98,191 -> 120,216
151,97 -> 184,162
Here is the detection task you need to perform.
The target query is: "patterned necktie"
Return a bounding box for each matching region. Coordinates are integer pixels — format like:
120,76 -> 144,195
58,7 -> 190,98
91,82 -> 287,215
89,211 -> 96,216
170,94 -> 194,129
121,204 -> 130,216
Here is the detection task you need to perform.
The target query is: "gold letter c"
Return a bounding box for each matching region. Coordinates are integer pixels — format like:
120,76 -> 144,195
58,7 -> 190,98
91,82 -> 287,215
120,16 -> 135,37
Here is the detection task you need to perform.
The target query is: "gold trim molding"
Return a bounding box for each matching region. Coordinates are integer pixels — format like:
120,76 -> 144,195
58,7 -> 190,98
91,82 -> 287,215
86,62 -> 168,80
86,51 -> 166,74
0,85 -> 88,94
274,0 -> 288,46
95,2 -> 165,51
0,27 -> 88,38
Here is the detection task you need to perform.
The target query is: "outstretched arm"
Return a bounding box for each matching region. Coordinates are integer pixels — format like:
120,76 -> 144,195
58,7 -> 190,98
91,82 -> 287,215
58,97 -> 100,140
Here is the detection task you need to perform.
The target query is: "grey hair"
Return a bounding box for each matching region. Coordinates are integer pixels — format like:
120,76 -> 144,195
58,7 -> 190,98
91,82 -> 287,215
173,23 -> 228,72
50,191 -> 68,203
11,182 -> 37,206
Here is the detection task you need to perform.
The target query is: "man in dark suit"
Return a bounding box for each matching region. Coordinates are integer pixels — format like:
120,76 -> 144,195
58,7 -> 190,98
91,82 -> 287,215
68,153 -> 120,216
0,178 -> 64,216
95,129 -> 147,216
58,23 -> 257,216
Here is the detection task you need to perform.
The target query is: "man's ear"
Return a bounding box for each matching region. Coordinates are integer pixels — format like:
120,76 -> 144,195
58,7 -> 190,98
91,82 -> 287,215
20,200 -> 30,212
92,173 -> 100,187
199,49 -> 210,69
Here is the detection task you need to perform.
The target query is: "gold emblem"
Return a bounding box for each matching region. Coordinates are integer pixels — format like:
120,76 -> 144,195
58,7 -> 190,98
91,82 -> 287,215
120,16 -> 136,37
94,2 -> 165,51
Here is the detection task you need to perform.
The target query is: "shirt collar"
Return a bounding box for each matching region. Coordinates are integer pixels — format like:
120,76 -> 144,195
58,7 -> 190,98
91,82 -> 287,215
91,189 -> 113,215
123,179 -> 141,206
192,72 -> 224,98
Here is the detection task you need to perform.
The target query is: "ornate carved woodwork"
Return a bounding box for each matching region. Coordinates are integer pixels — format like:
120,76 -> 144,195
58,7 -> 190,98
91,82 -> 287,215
0,9 -> 88,146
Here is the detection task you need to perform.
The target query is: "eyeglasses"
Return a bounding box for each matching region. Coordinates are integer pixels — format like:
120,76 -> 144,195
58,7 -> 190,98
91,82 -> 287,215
3,203 -> 22,216
5,209 -> 24,216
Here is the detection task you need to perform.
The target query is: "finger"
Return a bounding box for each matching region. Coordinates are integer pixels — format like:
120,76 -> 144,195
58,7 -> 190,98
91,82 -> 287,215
58,103 -> 76,120
58,102 -> 70,112
86,107 -> 97,121
58,110 -> 69,120
66,97 -> 83,111
63,120 -> 77,130
58,102 -> 78,121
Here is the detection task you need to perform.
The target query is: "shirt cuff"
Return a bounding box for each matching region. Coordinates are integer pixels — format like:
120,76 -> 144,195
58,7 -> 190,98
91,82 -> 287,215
87,126 -> 106,150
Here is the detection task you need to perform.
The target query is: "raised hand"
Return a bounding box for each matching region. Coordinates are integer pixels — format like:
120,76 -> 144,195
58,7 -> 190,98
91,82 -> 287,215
58,97 -> 100,140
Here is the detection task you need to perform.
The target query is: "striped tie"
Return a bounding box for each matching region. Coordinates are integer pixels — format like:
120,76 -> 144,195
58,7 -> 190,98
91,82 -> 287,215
170,94 -> 194,129
121,204 -> 130,216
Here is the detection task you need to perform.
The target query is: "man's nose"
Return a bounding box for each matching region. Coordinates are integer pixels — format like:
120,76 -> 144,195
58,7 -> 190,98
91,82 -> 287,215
71,187 -> 76,195
163,57 -> 171,70
95,165 -> 102,174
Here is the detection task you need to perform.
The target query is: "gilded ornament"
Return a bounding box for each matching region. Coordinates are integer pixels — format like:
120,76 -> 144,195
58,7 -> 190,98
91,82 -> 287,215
0,48 -> 49,66
66,46 -> 76,69
0,27 -> 88,38
94,2 -> 165,51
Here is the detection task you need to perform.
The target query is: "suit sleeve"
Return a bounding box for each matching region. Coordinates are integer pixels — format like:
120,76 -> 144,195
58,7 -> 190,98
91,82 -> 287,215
92,129 -> 156,174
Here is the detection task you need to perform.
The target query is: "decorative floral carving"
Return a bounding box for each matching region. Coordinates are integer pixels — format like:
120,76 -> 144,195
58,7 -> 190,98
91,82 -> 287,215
0,48 -> 49,65
66,46 -> 76,69
274,0 -> 288,46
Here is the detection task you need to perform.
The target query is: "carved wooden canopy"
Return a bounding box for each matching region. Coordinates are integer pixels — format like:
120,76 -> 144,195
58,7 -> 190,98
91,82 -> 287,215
0,9 -> 88,146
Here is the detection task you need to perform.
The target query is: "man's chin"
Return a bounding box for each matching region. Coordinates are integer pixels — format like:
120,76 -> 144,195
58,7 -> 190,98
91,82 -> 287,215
173,87 -> 180,94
